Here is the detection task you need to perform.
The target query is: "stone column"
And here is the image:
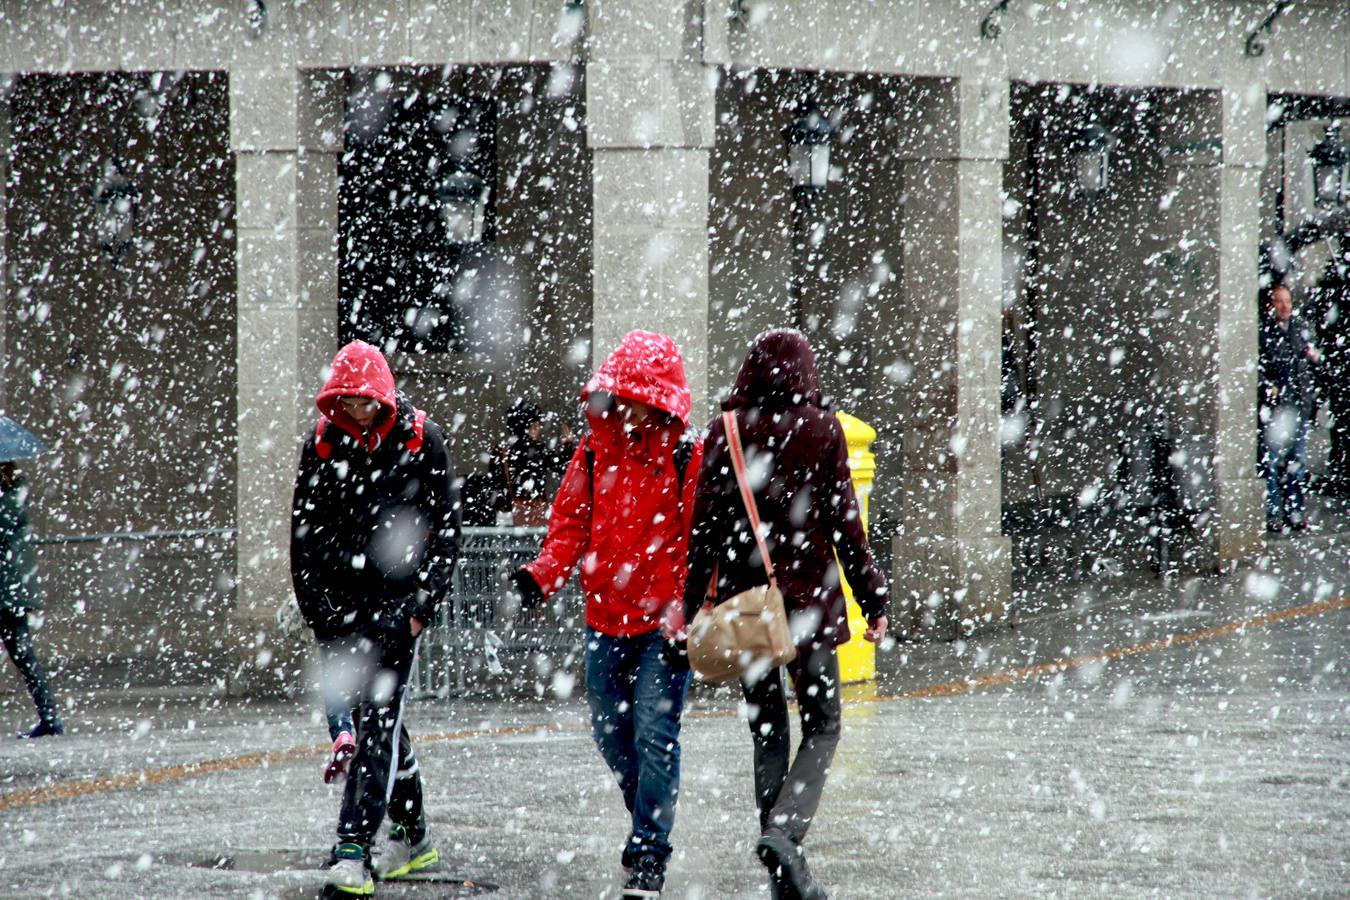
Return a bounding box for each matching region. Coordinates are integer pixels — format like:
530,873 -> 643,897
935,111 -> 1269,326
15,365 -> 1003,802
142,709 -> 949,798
894,74 -> 1013,639
0,86 -> 9,400
586,0 -> 715,416
1209,84 -> 1267,562
296,71 -> 344,410
1148,87 -> 1264,570
229,66 -> 341,694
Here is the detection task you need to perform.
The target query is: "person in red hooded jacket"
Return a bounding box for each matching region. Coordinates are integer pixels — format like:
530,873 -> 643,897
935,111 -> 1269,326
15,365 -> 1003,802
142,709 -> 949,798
290,340 -> 460,897
512,330 -> 703,899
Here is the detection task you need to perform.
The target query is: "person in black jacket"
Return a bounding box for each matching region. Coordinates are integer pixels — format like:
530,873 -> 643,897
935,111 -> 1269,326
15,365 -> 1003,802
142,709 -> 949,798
495,401 -> 554,526
1259,286 -> 1321,532
290,340 -> 460,897
682,329 -> 888,900
1310,267 -> 1350,498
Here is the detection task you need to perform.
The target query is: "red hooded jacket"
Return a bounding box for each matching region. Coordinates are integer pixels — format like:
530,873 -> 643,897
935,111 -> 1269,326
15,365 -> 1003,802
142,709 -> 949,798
523,331 -> 704,638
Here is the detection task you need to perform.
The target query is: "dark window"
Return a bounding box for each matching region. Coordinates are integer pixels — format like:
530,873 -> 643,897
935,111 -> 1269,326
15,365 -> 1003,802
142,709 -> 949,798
338,73 -> 497,354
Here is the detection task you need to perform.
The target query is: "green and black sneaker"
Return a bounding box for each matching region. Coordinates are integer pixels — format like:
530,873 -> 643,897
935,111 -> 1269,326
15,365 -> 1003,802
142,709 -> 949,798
323,842 -> 374,897
373,823 -> 439,881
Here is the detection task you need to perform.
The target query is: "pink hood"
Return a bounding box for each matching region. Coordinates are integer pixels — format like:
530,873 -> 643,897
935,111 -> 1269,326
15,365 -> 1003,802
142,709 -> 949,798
581,330 -> 692,426
315,340 -> 399,447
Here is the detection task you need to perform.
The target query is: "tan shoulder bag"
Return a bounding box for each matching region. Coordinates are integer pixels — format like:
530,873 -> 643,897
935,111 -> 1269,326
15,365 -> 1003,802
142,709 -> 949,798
687,411 -> 797,683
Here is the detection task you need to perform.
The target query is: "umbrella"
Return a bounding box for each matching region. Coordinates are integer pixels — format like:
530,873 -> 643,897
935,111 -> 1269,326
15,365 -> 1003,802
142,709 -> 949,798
0,415 -> 47,462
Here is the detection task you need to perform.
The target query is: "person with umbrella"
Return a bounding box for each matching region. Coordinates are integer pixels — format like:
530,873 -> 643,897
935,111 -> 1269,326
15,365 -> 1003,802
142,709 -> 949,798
0,416 -> 62,739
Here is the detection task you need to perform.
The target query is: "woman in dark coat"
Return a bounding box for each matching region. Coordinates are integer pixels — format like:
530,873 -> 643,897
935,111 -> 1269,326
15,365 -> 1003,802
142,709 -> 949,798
1,462 -> 62,738
682,328 -> 888,900
495,401 -> 555,526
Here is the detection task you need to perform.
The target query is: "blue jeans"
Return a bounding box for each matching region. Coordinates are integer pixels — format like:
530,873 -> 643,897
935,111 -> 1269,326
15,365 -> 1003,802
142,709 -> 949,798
584,627 -> 691,864
318,635 -> 357,741
1262,411 -> 1310,527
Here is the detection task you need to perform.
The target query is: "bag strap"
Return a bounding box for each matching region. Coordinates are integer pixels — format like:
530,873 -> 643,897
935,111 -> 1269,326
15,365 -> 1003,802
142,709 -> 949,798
722,410 -> 776,587
499,445 -> 514,498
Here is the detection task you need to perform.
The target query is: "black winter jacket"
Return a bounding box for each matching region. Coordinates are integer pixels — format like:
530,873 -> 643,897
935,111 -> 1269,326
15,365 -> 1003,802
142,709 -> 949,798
1259,315 -> 1317,420
290,396 -> 461,641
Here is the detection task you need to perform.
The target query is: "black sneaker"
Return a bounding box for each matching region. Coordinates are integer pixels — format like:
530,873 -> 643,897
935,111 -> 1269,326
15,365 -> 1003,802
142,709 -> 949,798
16,720 -> 62,740
757,831 -> 827,900
622,853 -> 665,898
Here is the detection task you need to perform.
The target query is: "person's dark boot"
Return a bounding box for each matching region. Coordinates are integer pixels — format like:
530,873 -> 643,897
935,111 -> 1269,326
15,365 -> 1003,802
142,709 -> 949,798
621,852 -> 665,898
323,729 -> 356,784
16,720 -> 62,739
757,831 -> 827,900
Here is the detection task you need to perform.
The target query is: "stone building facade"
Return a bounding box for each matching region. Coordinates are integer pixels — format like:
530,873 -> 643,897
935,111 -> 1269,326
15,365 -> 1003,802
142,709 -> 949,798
1,1 -> 1347,688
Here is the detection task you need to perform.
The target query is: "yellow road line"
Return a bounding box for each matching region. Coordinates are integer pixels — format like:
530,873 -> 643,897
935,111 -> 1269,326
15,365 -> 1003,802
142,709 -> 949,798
3,595 -> 1345,813
0,744 -> 319,811
895,595 -> 1350,700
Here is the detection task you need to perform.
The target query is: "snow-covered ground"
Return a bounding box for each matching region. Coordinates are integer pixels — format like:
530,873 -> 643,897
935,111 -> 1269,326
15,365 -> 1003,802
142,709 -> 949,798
2,534 -> 1346,898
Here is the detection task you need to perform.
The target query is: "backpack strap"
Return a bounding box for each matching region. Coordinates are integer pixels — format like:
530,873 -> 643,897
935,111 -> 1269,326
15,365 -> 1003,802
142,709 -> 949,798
405,408 -> 427,454
672,428 -> 696,487
314,417 -> 335,460
314,410 -> 426,459
584,435 -> 596,496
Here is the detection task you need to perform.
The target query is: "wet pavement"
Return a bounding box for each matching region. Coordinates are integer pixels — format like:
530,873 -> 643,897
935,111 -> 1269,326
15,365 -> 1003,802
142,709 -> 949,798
2,532 -> 1347,898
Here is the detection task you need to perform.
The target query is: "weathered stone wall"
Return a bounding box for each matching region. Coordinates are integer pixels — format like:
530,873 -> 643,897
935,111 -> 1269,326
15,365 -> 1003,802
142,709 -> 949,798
2,72 -> 237,678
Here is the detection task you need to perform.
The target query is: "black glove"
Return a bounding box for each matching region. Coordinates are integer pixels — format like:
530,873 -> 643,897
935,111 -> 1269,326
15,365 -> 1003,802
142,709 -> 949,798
409,589 -> 435,628
379,595 -> 421,639
512,568 -> 545,612
660,637 -> 690,672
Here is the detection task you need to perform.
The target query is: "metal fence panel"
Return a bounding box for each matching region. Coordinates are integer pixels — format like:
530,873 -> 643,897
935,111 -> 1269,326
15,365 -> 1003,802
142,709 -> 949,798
412,526 -> 585,698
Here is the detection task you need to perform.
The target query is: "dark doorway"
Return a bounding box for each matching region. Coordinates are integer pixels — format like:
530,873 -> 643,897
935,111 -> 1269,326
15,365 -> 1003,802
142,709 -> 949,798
338,69 -> 498,354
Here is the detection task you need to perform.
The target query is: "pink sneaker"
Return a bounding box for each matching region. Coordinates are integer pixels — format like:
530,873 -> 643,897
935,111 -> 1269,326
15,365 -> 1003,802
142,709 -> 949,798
323,730 -> 356,784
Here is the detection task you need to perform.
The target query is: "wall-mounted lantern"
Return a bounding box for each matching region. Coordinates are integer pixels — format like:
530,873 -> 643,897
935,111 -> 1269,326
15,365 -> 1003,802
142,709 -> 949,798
247,0 -> 267,35
1308,122 -> 1350,210
93,156 -> 140,263
1073,123 -> 1117,201
437,171 -> 489,244
782,105 -> 834,191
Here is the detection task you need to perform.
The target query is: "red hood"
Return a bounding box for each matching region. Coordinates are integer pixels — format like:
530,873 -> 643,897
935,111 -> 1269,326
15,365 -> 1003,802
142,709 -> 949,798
315,340 -> 399,443
581,330 -> 692,427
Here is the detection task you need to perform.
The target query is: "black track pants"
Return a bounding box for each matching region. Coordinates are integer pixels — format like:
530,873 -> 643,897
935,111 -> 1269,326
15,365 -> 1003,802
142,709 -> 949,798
336,622 -> 425,847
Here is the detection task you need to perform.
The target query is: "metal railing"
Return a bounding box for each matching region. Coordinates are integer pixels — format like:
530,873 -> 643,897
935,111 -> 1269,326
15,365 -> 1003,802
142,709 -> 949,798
412,526 -> 584,698
34,527 -> 237,545
33,524 -> 577,697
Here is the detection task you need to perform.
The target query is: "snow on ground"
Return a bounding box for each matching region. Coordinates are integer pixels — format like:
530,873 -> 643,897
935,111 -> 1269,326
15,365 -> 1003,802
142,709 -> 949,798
2,535 -> 1346,898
